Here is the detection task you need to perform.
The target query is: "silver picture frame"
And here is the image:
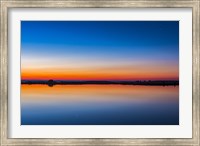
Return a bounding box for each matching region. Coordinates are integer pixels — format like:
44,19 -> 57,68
0,0 -> 199,145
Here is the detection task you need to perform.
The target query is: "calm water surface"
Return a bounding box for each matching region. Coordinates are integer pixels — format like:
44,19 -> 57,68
21,85 -> 179,125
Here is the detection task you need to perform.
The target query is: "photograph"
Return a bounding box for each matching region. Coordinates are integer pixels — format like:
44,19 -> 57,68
21,21 -> 179,125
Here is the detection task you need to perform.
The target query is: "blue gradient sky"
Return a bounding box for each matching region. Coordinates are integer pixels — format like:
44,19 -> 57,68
21,21 -> 179,80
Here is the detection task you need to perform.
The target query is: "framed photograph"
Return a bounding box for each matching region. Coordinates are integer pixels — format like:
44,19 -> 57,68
0,0 -> 199,145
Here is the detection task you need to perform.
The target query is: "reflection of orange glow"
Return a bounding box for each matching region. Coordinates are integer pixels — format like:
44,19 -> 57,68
21,85 -> 179,102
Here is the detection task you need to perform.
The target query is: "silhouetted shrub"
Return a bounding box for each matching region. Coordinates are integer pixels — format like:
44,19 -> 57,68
47,79 -> 55,87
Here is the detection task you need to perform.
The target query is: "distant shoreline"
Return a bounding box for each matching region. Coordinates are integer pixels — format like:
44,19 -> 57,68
21,80 -> 179,87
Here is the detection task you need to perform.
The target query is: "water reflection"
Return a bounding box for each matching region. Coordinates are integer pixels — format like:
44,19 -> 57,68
21,85 -> 179,125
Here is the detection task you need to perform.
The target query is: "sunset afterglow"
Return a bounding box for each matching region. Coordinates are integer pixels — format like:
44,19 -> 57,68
21,21 -> 179,81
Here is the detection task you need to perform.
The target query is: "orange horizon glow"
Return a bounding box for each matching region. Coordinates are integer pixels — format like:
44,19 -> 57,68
21,68 -> 178,81
21,53 -> 179,81
21,54 -> 179,81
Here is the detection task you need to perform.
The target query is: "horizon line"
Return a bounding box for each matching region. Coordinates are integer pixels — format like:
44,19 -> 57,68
21,79 -> 179,81
21,80 -> 179,86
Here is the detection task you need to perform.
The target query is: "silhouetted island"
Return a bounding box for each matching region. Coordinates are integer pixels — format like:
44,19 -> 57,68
21,79 -> 179,87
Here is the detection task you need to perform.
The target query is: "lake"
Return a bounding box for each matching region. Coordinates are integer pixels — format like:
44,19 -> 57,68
21,84 -> 179,125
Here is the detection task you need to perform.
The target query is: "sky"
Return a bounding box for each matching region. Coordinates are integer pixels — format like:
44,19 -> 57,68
21,21 -> 179,81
